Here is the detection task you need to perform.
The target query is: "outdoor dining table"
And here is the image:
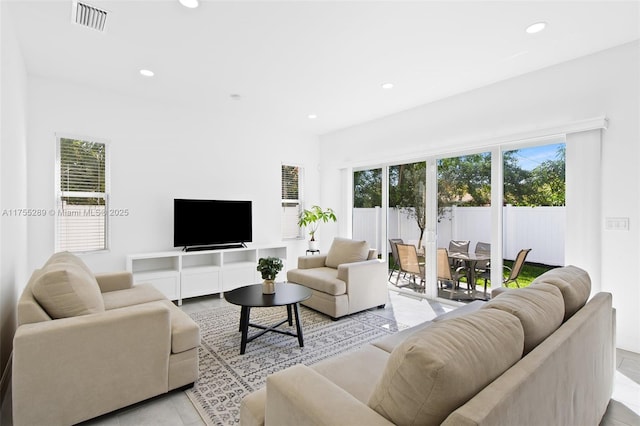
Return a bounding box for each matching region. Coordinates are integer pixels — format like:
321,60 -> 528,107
447,251 -> 491,297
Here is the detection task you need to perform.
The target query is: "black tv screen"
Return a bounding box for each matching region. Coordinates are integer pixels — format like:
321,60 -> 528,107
174,199 -> 252,249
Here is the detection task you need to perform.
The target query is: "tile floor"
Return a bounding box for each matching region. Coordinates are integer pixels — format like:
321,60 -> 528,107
3,288 -> 639,425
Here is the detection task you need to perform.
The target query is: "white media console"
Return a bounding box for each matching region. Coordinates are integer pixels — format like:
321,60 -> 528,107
126,244 -> 287,305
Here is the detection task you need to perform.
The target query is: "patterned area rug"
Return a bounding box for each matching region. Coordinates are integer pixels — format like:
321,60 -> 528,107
185,304 -> 408,425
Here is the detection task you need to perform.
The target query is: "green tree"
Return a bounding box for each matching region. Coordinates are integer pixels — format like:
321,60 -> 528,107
389,162 -> 426,249
353,169 -> 381,208
520,145 -> 565,206
437,153 -> 491,208
60,138 -> 105,206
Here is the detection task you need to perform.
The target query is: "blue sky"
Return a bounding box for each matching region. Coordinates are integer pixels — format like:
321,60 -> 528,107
510,142 -> 564,171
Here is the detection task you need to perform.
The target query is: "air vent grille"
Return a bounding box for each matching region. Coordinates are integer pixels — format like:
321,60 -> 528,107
72,1 -> 108,32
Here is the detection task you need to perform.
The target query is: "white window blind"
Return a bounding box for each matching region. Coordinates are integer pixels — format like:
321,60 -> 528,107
282,164 -> 303,239
55,136 -> 110,252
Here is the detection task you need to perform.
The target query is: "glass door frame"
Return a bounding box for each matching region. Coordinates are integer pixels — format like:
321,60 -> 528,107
352,135 -> 566,301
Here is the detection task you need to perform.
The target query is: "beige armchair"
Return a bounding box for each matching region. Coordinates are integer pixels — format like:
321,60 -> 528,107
12,252 -> 200,426
287,238 -> 389,319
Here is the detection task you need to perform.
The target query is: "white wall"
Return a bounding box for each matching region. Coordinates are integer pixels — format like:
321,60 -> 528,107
319,41 -> 640,353
26,77 -> 319,274
0,3 -> 29,405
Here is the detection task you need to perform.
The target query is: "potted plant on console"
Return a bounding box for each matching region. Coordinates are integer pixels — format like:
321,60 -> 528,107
257,257 -> 284,294
297,205 -> 337,251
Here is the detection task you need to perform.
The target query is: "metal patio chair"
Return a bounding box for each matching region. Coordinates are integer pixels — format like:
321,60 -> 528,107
480,248 -> 532,290
437,248 -> 467,299
388,238 -> 404,281
396,243 -> 425,289
449,240 -> 470,269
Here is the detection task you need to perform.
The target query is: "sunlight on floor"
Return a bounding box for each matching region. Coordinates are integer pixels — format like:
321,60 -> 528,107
612,370 -> 640,416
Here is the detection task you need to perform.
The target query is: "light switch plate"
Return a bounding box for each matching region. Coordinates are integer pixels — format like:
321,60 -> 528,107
605,217 -> 629,230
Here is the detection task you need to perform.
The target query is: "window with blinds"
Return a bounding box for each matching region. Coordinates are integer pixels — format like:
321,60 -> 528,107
282,164 -> 303,239
55,136 -> 110,252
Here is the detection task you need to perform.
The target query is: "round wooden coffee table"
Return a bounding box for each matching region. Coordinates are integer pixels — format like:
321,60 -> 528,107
224,282 -> 312,354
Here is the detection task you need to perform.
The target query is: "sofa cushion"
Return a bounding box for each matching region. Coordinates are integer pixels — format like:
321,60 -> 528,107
102,283 -> 167,310
368,309 -> 524,426
287,267 -> 346,295
312,344 -> 390,403
530,265 -> 591,321
482,283 -> 564,354
372,301 -> 486,354
32,262 -> 105,319
157,300 -> 201,353
325,238 -> 370,269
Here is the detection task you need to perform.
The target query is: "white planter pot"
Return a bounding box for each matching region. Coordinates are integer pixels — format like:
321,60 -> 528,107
308,240 -> 319,251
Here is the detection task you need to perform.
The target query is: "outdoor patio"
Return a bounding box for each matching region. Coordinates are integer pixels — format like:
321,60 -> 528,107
388,255 -> 555,302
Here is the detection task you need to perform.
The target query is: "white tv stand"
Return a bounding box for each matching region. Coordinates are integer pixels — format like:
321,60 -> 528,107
126,244 -> 287,305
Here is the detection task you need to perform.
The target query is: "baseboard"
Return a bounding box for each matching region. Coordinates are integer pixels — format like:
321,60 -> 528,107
0,352 -> 12,410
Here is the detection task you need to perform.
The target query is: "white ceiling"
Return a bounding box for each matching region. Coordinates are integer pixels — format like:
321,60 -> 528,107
5,0 -> 640,137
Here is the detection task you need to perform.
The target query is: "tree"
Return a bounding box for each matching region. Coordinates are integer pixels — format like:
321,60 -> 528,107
520,145 -> 565,206
60,138 -> 106,206
437,153 -> 491,208
389,162 -> 426,249
353,169 -> 381,208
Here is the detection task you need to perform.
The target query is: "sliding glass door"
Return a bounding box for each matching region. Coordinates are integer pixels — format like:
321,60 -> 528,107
351,138 -> 566,301
436,152 -> 492,300
501,142 -> 566,288
353,168 -> 382,255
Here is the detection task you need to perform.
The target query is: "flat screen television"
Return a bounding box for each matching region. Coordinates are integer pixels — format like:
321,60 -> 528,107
174,199 -> 252,251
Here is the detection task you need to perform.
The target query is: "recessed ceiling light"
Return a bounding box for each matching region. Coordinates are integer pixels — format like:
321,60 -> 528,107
179,0 -> 199,8
526,22 -> 547,34
139,69 -> 154,77
230,94 -> 241,101
381,82 -> 394,89
308,114 -> 318,119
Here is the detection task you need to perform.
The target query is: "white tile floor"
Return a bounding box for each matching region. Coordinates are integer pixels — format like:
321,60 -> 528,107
3,288 -> 639,425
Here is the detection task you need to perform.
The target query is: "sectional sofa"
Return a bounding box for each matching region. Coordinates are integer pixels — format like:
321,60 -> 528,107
12,252 -> 200,426
241,265 -> 615,425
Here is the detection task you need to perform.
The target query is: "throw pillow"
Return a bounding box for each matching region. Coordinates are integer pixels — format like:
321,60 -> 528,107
368,309 -> 524,426
32,262 -> 105,319
482,283 -> 564,354
530,265 -> 591,321
45,251 -> 94,276
324,237 -> 370,268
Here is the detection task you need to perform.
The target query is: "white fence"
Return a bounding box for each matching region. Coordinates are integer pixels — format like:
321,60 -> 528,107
354,206 -> 565,266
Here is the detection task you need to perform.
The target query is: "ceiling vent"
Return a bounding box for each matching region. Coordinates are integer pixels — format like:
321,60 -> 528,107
71,0 -> 109,32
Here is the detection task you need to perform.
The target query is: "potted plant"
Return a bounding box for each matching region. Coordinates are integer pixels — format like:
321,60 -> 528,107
297,205 -> 337,251
257,257 -> 284,294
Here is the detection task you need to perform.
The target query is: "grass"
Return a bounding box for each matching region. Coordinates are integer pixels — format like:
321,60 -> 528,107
472,261 -> 556,289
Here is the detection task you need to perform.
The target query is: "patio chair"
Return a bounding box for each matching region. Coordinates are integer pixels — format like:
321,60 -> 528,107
437,248 -> 467,299
449,240 -> 470,268
503,248 -> 532,288
480,248 -> 531,290
396,243 -> 425,289
474,242 -> 491,274
388,238 -> 404,281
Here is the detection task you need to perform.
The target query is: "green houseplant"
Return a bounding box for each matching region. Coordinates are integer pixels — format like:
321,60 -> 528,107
297,205 -> 337,250
257,257 -> 284,294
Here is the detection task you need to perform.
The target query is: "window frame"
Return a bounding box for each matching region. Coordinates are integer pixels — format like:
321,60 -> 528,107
281,163 -> 304,240
55,133 -> 111,253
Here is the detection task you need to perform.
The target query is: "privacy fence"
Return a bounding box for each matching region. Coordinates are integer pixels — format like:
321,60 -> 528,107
353,206 -> 565,266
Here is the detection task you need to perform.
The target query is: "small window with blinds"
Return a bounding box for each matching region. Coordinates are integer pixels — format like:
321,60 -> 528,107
282,164 -> 303,239
56,135 -> 110,253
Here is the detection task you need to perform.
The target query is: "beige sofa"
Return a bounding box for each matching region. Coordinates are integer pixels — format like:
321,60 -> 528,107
287,237 -> 389,319
12,252 -> 200,426
241,265 -> 615,426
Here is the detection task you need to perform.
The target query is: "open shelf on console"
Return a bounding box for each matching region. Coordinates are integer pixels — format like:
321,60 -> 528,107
127,244 -> 287,304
